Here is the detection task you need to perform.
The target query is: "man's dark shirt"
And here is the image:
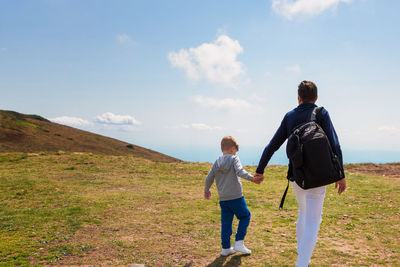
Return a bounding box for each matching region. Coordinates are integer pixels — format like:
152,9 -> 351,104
256,102 -> 345,178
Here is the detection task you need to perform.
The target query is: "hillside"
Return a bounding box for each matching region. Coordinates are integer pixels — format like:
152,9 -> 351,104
0,110 -> 179,163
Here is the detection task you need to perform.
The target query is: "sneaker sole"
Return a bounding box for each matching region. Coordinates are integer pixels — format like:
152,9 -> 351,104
221,251 -> 236,256
233,249 -> 251,254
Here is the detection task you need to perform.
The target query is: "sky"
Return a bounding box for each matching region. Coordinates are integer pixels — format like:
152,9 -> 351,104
1,0 -> 399,164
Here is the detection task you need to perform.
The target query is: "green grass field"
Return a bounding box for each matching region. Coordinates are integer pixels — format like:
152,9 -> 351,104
0,153 -> 399,266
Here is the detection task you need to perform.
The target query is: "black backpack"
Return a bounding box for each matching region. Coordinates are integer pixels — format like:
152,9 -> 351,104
279,106 -> 344,209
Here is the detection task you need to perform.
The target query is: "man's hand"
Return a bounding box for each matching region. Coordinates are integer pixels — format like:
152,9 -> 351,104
204,192 -> 211,199
335,178 -> 346,195
252,172 -> 264,184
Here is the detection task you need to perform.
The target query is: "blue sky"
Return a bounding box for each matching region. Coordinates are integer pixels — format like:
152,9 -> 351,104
1,0 -> 399,164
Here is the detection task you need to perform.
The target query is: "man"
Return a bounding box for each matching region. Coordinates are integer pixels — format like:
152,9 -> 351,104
254,81 -> 346,267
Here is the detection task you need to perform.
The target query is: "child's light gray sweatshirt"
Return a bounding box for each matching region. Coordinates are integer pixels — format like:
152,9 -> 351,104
204,154 -> 253,201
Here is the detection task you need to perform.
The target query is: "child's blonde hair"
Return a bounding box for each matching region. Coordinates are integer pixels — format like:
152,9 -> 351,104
221,136 -> 239,152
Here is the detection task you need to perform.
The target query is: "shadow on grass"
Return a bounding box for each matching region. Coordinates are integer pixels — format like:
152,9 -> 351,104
207,254 -> 250,267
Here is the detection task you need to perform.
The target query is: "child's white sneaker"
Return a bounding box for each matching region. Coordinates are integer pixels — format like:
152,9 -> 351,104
221,247 -> 236,256
233,240 -> 251,254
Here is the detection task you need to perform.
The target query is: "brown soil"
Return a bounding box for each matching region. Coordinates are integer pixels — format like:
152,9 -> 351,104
345,163 -> 400,178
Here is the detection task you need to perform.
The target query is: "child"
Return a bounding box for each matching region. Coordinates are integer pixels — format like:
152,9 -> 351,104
204,136 -> 261,256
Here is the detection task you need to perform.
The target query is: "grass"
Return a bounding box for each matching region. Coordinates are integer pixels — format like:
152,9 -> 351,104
0,153 -> 399,266
14,120 -> 38,128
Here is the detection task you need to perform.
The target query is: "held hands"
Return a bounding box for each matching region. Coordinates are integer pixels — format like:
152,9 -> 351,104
204,192 -> 211,200
252,172 -> 264,184
335,178 -> 346,195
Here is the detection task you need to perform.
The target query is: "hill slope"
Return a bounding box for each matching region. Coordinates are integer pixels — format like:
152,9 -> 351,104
0,110 -> 179,163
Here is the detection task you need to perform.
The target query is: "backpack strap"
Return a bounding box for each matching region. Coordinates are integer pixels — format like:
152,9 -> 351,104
279,179 -> 290,210
309,106 -> 323,122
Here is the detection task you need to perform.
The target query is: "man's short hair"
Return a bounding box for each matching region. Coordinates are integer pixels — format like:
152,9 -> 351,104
298,80 -> 318,102
221,136 -> 239,151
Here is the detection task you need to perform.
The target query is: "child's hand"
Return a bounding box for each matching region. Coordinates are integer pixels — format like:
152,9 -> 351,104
204,192 -> 211,199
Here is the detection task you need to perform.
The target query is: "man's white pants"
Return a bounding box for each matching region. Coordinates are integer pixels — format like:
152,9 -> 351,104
291,181 -> 326,267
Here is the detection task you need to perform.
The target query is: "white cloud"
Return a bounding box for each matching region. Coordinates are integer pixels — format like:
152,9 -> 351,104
168,34 -> 245,87
50,116 -> 92,127
264,71 -> 272,77
272,0 -> 352,20
178,123 -> 223,131
95,112 -> 142,126
116,33 -> 135,44
378,126 -> 400,135
285,64 -> 301,74
191,95 -> 251,111
248,93 -> 267,103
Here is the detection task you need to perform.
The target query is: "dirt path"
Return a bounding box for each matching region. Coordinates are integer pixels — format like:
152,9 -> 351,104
345,163 -> 400,178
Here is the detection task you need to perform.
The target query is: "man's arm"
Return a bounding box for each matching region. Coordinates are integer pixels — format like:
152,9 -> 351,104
256,115 -> 288,174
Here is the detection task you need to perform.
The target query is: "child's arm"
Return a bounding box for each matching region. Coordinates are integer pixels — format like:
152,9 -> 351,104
232,156 -> 254,182
204,162 -> 216,199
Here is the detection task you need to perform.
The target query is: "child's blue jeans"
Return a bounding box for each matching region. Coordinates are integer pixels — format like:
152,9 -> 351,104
219,196 -> 251,249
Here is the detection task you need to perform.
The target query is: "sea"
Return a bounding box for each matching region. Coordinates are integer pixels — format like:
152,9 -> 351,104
155,145 -> 400,166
